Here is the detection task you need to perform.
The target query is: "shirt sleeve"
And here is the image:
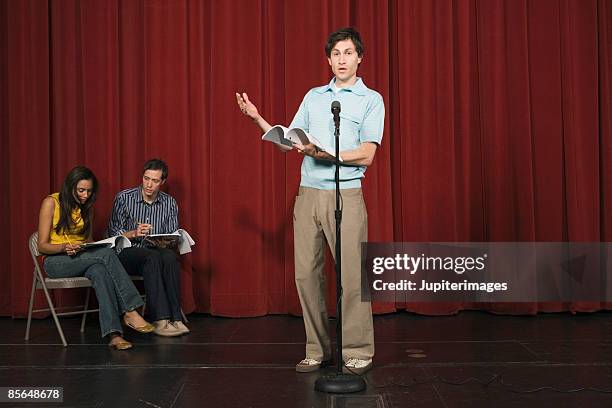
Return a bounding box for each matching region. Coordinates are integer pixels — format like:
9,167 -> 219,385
289,92 -> 310,132
359,93 -> 385,145
167,198 -> 179,233
108,194 -> 128,237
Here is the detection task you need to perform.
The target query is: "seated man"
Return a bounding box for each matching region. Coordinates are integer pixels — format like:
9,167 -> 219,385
108,158 -> 189,337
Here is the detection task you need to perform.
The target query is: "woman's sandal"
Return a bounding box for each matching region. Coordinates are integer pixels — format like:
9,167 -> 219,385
123,317 -> 154,333
108,338 -> 133,350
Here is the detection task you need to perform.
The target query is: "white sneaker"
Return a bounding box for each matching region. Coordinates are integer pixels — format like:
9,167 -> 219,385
295,358 -> 331,373
153,319 -> 182,337
170,320 -> 190,334
343,358 -> 373,374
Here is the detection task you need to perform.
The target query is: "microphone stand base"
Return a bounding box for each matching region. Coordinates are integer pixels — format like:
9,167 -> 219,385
314,373 -> 366,393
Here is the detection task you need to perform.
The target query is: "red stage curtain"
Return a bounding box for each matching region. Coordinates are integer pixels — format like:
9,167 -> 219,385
1,0 -> 611,317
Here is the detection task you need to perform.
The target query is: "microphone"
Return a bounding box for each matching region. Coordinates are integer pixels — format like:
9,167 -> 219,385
331,101 -> 341,128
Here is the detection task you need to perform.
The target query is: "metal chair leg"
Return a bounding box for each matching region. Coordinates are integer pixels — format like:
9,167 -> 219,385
40,282 -> 68,347
24,272 -> 38,341
80,287 -> 92,333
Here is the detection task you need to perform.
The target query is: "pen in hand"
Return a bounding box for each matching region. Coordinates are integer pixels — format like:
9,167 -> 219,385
63,233 -> 80,256
136,220 -> 153,237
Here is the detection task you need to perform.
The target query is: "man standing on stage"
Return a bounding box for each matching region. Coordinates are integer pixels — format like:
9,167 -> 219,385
108,158 -> 189,337
236,27 -> 384,374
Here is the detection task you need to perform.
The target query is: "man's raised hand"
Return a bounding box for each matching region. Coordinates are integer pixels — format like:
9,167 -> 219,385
236,92 -> 260,121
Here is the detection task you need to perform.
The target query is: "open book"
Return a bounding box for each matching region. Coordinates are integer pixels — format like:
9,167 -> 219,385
80,235 -> 132,252
143,229 -> 195,255
262,125 -> 342,161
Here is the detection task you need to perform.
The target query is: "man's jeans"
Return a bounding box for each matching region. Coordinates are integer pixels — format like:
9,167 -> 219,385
44,247 -> 144,338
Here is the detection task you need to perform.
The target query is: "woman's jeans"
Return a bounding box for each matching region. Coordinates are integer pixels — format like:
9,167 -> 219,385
44,247 -> 144,338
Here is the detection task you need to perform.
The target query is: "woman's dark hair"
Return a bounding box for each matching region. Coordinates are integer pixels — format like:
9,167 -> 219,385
325,27 -> 364,57
55,166 -> 98,238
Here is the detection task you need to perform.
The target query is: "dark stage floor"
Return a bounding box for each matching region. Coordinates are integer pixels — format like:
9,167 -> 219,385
2,311 -> 612,407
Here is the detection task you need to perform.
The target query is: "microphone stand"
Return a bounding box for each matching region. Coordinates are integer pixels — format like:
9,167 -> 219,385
314,105 -> 366,393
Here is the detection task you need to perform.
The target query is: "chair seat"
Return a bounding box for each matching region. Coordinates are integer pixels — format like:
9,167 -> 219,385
42,277 -> 93,289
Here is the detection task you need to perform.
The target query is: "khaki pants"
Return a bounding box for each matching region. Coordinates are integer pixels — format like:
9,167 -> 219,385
293,186 -> 374,361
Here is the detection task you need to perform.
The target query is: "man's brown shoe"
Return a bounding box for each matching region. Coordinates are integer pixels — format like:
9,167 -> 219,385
153,319 -> 183,337
170,320 -> 190,334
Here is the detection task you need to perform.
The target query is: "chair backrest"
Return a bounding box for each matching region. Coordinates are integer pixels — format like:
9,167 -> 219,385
28,232 -> 46,285
29,231 -> 41,257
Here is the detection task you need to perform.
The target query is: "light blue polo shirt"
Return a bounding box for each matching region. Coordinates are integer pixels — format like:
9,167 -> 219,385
289,77 -> 385,190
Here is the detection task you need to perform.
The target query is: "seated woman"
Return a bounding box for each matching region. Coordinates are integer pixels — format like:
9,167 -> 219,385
37,166 -> 154,350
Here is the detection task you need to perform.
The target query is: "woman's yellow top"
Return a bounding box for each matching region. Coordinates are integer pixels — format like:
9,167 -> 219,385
48,193 -> 86,245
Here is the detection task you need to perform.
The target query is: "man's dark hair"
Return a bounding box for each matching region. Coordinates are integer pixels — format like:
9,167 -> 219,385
143,158 -> 168,180
325,27 -> 364,58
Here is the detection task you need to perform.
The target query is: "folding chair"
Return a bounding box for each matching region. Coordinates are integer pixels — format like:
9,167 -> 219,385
25,232 -> 99,347
25,233 -> 160,346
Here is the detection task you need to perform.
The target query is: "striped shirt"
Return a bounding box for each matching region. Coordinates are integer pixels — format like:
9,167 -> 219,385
108,186 -> 179,248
